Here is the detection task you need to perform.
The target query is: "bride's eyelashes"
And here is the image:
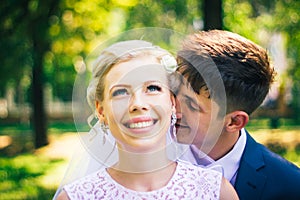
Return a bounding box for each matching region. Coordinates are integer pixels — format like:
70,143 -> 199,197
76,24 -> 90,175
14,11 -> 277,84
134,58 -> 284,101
112,88 -> 129,97
110,82 -> 164,99
146,84 -> 162,93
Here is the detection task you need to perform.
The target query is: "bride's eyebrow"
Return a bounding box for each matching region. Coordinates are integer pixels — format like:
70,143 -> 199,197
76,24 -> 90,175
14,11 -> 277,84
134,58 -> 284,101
109,84 -> 130,92
143,80 -> 162,84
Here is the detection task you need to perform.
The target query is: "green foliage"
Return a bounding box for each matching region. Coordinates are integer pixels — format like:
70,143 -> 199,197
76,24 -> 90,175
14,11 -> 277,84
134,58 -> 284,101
1,0 -> 300,120
0,154 -> 66,200
266,142 -> 287,155
0,0 -> 199,101
295,143 -> 300,155
223,0 -> 300,121
125,0 -> 198,32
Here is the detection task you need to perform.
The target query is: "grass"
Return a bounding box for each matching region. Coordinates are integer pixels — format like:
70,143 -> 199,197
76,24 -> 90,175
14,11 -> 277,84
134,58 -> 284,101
0,154 -> 67,200
0,122 -> 76,200
0,119 -> 299,199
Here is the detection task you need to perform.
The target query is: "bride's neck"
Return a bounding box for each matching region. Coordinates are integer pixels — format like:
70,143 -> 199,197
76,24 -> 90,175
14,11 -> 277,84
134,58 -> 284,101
106,140 -> 177,191
113,147 -> 172,172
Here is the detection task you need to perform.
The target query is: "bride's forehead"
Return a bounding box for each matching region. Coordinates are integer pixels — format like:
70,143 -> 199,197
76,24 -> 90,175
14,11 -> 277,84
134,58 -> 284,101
117,52 -> 160,65
107,64 -> 167,85
108,55 -> 163,75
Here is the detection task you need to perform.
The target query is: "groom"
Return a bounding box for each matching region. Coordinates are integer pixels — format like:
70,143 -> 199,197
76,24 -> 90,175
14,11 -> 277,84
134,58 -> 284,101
175,30 -> 300,199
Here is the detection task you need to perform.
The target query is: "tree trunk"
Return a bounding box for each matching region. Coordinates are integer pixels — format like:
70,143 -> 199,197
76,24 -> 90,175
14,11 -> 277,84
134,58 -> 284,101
30,0 -> 59,148
203,0 -> 223,30
32,44 -> 48,148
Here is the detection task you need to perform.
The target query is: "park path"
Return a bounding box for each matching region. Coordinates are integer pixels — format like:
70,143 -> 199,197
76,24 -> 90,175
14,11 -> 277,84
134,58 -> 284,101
35,132 -> 81,160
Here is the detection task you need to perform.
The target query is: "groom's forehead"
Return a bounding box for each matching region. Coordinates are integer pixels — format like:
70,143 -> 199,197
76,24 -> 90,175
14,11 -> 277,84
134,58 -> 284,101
177,81 -> 211,100
178,83 -> 198,99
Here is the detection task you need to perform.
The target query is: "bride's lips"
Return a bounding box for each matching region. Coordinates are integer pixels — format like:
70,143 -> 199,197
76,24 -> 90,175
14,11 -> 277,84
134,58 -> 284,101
123,116 -> 157,130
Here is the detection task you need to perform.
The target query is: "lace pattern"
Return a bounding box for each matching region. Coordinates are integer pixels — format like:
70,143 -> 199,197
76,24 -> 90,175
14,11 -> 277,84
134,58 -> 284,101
64,161 -> 222,200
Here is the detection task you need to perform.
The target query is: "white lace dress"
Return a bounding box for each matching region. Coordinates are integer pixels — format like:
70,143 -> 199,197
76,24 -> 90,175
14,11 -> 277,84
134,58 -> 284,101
64,161 -> 222,200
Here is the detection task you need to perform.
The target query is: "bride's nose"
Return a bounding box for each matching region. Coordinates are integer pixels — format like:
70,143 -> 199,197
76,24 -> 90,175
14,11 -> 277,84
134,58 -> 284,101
128,92 -> 150,112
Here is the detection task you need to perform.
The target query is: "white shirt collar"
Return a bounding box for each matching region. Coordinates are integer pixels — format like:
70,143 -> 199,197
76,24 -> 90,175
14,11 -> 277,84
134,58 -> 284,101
179,128 -> 247,184
213,128 -> 247,184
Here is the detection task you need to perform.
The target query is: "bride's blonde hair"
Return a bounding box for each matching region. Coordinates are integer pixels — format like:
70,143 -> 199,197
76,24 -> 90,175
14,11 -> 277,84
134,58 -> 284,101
87,40 -> 178,108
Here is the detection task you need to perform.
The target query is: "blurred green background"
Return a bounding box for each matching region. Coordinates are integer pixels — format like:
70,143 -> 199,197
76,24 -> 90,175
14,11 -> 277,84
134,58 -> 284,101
0,0 -> 300,199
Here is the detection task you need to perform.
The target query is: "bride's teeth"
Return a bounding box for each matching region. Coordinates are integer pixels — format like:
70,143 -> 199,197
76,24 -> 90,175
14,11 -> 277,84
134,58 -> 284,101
129,121 -> 153,128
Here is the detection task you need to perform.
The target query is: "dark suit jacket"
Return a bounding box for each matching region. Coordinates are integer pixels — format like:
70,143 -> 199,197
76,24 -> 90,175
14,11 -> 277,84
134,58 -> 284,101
235,130 -> 300,200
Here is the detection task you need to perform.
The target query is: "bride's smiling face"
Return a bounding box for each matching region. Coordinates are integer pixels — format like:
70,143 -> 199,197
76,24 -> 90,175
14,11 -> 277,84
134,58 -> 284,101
96,54 -> 175,152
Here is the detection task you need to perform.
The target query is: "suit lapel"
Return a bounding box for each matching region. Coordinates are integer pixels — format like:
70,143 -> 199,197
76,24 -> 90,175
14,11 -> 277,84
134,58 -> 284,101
235,132 -> 267,199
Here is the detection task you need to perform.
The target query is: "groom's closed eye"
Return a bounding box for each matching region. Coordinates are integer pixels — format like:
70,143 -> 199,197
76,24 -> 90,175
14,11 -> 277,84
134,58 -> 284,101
184,95 -> 201,112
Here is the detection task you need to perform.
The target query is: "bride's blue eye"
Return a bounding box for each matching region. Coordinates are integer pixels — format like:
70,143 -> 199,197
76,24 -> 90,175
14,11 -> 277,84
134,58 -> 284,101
147,85 -> 162,92
112,88 -> 128,97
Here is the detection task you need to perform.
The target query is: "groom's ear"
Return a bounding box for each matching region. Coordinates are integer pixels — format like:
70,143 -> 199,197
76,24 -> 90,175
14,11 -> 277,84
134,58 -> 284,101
224,111 -> 249,133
